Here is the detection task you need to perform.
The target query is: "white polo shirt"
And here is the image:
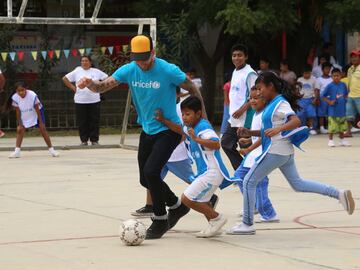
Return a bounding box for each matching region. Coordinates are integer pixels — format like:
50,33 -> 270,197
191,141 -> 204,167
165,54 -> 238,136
65,67 -> 108,104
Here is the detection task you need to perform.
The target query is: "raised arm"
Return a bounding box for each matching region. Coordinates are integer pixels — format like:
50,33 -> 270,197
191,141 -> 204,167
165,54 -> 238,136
179,78 -> 207,119
77,76 -> 119,94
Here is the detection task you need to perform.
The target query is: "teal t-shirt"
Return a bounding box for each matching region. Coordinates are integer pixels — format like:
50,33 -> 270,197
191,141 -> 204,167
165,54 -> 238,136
112,58 -> 186,135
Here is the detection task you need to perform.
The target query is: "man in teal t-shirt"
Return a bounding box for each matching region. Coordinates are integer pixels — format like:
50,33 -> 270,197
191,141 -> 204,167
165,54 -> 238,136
77,35 -> 204,239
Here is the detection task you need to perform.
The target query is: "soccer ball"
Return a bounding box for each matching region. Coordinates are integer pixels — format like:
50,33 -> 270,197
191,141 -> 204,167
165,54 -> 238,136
119,219 -> 146,246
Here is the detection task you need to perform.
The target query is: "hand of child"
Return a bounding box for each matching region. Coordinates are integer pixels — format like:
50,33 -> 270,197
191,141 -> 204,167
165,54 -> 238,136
357,121 -> 360,128
264,127 -> 282,137
237,127 -> 251,137
188,128 -> 197,140
154,109 -> 164,122
239,148 -> 250,156
327,100 -> 336,106
232,107 -> 246,119
312,98 -> 320,106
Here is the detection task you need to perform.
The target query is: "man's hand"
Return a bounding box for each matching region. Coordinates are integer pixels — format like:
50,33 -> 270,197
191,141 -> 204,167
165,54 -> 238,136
154,109 -> 164,123
237,127 -> 251,137
77,77 -> 93,89
264,127 -> 282,137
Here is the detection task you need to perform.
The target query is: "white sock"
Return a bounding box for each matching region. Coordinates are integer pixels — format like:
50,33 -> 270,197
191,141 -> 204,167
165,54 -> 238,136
211,214 -> 222,221
14,147 -> 21,153
49,147 -> 55,152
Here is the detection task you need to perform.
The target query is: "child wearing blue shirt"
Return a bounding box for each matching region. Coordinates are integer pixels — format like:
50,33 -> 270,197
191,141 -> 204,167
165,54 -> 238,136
322,68 -> 350,147
156,96 -> 231,237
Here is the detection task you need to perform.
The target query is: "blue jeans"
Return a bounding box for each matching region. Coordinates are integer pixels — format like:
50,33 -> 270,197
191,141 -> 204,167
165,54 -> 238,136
235,164 -> 277,220
220,105 -> 230,135
161,158 -> 194,184
242,153 -> 339,225
346,97 -> 360,120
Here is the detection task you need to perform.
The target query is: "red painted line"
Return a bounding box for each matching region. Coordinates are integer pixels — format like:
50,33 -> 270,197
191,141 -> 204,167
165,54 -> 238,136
293,209 -> 360,236
0,235 -> 119,246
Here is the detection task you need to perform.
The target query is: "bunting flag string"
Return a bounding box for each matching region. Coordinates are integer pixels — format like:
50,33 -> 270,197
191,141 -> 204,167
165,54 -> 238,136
9,52 -> 16,61
31,51 -> 37,61
0,44 -> 129,62
1,52 -> 8,61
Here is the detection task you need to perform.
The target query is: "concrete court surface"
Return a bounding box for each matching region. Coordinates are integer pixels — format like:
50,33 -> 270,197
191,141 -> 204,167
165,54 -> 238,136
0,134 -> 359,270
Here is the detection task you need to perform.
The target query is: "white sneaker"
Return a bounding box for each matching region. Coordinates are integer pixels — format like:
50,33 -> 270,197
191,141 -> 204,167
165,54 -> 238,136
196,214 -> 227,238
320,127 -> 328,134
49,149 -> 60,157
350,127 -> 360,133
328,140 -> 335,147
255,215 -> 280,223
226,222 -> 256,235
339,139 -> 351,147
339,190 -> 355,215
9,151 -> 21,158
309,129 -> 317,135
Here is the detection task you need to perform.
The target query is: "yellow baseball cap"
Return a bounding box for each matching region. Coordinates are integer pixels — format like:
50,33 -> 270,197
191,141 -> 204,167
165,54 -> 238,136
130,35 -> 153,61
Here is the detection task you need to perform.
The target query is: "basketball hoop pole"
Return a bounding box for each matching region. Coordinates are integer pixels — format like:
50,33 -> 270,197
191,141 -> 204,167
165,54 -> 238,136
1,0 -> 156,150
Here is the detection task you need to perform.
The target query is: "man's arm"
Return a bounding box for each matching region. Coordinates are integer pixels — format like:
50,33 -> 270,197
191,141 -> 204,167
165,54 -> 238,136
179,78 -> 207,119
77,76 -> 120,94
62,76 -> 76,93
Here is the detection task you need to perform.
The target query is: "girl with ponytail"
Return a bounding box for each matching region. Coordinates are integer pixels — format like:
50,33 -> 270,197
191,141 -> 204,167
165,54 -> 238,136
227,72 -> 355,235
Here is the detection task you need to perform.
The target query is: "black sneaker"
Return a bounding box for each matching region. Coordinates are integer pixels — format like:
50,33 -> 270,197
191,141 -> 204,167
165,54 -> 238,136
145,219 -> 169,239
168,203 -> 190,229
209,194 -> 219,209
131,205 -> 153,217
91,141 -> 99,146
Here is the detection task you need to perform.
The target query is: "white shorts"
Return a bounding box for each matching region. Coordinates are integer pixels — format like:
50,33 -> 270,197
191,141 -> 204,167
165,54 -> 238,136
183,168 -> 223,202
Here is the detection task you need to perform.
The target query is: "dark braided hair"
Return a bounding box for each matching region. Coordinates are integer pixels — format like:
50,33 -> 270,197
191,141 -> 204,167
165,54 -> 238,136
255,72 -> 302,112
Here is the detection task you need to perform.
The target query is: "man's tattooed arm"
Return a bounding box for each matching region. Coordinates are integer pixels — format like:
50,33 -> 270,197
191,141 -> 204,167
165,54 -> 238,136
78,76 -> 120,93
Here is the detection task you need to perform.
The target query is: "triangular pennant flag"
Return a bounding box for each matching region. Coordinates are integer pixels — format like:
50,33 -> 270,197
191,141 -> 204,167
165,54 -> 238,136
101,46 -> 107,54
79,48 -> 85,56
108,46 -> 114,55
71,48 -> 78,57
1,52 -> 8,61
85,48 -> 92,55
31,51 -> 38,61
17,51 -> 24,61
41,51 -> 47,60
122,45 -> 129,52
55,50 -> 61,59
63,49 -> 70,59
115,45 -> 121,54
48,50 -> 54,59
9,52 -> 16,61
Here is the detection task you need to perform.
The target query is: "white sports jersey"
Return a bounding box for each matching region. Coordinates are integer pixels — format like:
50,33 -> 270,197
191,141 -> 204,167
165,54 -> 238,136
229,64 -> 257,127
12,90 -> 42,128
315,76 -> 333,95
243,111 -> 263,168
65,67 -> 108,104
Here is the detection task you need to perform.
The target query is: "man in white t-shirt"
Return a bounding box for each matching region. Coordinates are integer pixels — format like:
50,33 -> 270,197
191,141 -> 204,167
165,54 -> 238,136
63,56 -> 108,145
221,44 -> 257,170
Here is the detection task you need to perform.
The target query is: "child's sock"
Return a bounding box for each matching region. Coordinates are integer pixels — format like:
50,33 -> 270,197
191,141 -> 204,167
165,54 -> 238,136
48,147 -> 59,157
14,147 -> 21,153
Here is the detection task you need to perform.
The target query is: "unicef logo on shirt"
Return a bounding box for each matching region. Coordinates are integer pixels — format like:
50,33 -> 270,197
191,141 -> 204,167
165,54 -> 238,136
152,81 -> 160,89
132,80 -> 161,89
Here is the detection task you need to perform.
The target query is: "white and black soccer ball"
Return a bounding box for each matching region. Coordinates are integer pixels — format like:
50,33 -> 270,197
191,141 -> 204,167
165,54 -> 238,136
119,219 -> 146,246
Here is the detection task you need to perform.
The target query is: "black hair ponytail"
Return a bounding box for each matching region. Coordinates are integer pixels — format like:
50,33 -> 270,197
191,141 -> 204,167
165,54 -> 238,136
255,72 -> 302,112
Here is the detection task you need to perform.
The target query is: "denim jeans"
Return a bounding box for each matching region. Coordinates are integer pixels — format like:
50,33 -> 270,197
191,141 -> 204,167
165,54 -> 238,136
242,153 -> 339,225
235,164 -> 277,220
